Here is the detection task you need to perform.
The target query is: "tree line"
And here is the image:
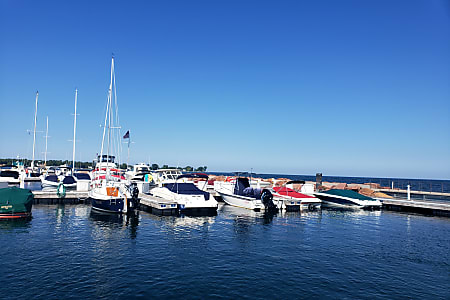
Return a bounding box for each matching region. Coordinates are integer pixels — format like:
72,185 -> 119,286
0,158 -> 207,172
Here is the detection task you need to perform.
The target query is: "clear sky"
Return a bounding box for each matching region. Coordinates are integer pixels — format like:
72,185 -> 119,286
0,0 -> 449,179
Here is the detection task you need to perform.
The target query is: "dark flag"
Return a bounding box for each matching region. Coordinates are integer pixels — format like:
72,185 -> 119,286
123,130 -> 130,139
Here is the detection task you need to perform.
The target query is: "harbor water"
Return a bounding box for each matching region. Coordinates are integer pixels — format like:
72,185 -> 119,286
1,204 -> 449,299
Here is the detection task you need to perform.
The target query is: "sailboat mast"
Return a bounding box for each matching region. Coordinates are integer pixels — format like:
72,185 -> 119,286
31,91 -> 39,170
72,89 -> 78,173
107,57 -> 114,172
44,116 -> 49,166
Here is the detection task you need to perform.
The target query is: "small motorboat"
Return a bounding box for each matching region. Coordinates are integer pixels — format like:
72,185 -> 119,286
314,189 -> 382,209
271,181 -> 321,211
0,169 -> 20,186
151,173 -> 218,214
0,186 -> 33,219
40,174 -> 77,191
214,176 -> 277,212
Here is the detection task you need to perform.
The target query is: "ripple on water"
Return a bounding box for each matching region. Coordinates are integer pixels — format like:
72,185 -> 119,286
0,204 -> 449,299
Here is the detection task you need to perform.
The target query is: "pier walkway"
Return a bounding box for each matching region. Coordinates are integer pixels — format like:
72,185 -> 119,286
32,190 -> 89,204
378,197 -> 450,217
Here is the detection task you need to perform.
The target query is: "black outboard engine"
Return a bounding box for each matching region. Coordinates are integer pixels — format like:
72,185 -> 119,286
261,189 -> 277,212
126,183 -> 140,211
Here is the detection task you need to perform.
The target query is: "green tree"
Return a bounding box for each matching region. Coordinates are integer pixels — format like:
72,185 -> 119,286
151,163 -> 159,170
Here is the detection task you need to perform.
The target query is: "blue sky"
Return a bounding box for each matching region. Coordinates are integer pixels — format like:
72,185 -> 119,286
0,0 -> 449,179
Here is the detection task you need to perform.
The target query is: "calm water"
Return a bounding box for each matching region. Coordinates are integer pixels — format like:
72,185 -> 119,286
0,204 -> 449,299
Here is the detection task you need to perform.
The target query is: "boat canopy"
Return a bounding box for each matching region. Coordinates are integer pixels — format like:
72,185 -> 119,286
74,173 -> 91,180
273,186 -> 314,198
0,187 -> 33,214
164,183 -> 210,200
177,173 -> 209,180
62,176 -> 76,184
45,175 -> 59,182
286,180 -> 305,185
234,177 -> 250,195
323,189 -> 376,201
0,170 -> 19,179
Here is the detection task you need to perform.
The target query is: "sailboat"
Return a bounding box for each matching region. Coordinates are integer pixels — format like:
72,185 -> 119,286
89,56 -> 139,213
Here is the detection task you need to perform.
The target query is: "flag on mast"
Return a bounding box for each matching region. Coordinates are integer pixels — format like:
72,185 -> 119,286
123,130 -> 130,139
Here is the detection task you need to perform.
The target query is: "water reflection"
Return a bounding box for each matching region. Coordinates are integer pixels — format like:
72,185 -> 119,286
89,210 -> 139,239
0,217 -> 32,231
219,204 -> 279,226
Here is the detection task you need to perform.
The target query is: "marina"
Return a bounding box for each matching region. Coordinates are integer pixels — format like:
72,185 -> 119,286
1,1 -> 449,299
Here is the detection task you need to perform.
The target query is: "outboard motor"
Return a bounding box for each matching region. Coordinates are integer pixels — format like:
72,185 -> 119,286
261,189 -> 277,212
126,183 -> 140,211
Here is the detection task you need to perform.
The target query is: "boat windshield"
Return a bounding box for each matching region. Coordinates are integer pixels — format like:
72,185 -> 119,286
136,167 -> 150,173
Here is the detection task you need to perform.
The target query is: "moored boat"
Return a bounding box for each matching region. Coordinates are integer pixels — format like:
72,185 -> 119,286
272,181 -> 321,211
314,189 -> 382,209
88,57 -> 139,214
0,187 -> 33,219
214,176 -> 277,212
151,173 -> 218,214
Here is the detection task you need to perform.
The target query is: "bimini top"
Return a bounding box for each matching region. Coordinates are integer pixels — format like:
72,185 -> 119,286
177,173 -> 209,180
273,186 -> 314,198
164,183 -> 210,200
44,175 -> 59,182
323,189 -> 376,201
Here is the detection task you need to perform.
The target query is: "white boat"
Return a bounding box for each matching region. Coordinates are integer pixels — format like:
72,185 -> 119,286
88,56 -> 139,214
151,173 -> 218,214
40,174 -> 77,191
313,189 -> 382,209
271,181 -> 321,211
125,163 -> 154,194
214,176 -> 277,211
0,167 -> 20,185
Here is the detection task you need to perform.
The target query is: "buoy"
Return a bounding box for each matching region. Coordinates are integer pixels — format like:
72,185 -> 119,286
57,183 -> 66,198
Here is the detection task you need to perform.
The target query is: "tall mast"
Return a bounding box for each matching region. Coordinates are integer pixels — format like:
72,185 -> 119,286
100,57 -> 113,164
31,91 -> 39,170
44,116 -> 49,166
72,89 -> 78,173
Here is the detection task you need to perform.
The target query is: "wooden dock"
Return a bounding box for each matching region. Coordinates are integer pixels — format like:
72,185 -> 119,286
138,193 -> 179,215
32,190 -> 89,204
378,197 -> 450,217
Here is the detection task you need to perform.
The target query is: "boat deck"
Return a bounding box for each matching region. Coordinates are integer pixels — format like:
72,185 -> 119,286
138,193 -> 179,215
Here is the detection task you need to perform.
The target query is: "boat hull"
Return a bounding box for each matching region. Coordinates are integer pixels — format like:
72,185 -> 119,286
0,187 -> 33,219
314,192 -> 381,209
89,186 -> 138,214
218,191 -> 263,211
90,197 -> 127,213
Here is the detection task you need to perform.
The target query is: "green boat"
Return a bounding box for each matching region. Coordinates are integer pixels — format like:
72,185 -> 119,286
0,187 -> 33,219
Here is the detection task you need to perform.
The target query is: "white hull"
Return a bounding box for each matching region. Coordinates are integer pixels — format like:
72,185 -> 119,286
41,180 -> 77,191
272,196 -> 321,210
217,191 -> 263,211
314,192 -> 382,209
151,187 -> 218,210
